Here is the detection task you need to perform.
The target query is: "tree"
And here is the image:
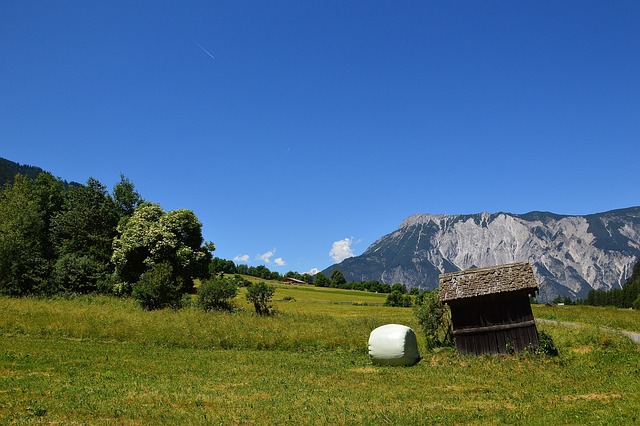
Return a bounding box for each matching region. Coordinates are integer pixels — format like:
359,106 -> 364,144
197,276 -> 239,311
132,262 -> 182,310
49,177 -> 119,293
0,175 -> 49,295
384,290 -> 412,307
413,290 -> 453,350
330,270 -> 347,288
314,273 -> 330,287
210,257 -> 237,275
112,174 -> 142,224
51,178 -> 119,264
246,281 -> 275,315
391,283 -> 407,294
111,202 -> 213,293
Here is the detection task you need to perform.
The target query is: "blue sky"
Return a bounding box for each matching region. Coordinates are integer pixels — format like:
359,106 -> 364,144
2,1 -> 639,274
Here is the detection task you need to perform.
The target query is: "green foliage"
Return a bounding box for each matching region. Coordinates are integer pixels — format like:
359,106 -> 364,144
52,253 -> 105,294
246,281 -> 275,315
112,173 -> 142,220
384,290 -> 412,307
409,287 -> 420,295
633,294 -> 640,310
132,262 -> 182,310
197,276 -> 239,311
232,274 -> 251,287
112,203 -> 212,292
51,178 -> 119,265
330,269 -> 346,287
532,330 -> 559,356
391,283 -> 407,294
0,175 -> 50,296
413,290 -> 453,350
314,273 -> 330,288
210,257 -> 237,275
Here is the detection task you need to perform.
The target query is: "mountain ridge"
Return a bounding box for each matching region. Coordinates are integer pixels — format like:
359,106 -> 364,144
323,207 -> 640,302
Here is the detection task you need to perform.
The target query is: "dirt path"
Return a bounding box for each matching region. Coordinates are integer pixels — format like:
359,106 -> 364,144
536,319 -> 640,344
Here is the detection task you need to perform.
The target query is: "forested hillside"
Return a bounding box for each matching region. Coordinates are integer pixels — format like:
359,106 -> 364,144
0,157 -> 79,189
0,157 -> 46,186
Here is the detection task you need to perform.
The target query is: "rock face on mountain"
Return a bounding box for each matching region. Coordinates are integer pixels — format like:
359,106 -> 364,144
322,207 -> 640,302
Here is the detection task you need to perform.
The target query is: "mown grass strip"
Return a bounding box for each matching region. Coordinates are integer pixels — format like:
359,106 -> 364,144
2,325 -> 639,425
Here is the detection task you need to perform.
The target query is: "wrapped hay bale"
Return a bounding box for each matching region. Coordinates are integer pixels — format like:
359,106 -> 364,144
368,324 -> 420,366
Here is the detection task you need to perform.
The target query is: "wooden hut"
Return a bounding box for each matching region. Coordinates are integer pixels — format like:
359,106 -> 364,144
439,262 -> 539,355
282,277 -> 306,285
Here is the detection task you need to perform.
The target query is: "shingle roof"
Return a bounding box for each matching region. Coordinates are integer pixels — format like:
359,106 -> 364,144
439,262 -> 538,302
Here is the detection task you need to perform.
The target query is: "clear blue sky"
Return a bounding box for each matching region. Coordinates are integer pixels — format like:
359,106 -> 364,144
2,1 -> 638,274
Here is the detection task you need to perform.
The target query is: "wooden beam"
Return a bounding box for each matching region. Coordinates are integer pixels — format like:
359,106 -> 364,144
453,320 -> 536,336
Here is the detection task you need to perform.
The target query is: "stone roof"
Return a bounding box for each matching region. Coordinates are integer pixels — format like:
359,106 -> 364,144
439,262 -> 538,302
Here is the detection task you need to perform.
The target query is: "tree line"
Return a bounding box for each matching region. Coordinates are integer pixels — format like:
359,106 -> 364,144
566,259 -> 640,309
210,259 -> 419,295
0,172 -> 213,303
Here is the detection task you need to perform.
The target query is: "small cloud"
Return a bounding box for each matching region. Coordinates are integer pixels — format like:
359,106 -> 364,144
257,249 -> 275,264
274,258 -> 286,266
306,268 -> 320,276
234,254 -> 250,263
329,238 -> 355,263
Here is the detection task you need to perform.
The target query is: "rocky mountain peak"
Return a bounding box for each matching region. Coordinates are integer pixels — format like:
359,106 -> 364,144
324,207 -> 640,302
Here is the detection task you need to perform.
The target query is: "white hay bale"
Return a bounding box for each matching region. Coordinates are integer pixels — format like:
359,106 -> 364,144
368,324 -> 420,366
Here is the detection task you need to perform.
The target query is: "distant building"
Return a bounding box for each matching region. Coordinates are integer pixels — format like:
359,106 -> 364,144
439,262 -> 539,355
283,277 -> 306,285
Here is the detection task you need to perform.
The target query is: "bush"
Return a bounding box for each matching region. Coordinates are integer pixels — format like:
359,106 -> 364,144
413,290 -> 453,350
532,330 -> 559,356
232,274 -> 252,287
246,281 -> 275,315
132,262 -> 182,310
197,276 -> 239,311
384,290 -> 412,307
52,253 -> 104,294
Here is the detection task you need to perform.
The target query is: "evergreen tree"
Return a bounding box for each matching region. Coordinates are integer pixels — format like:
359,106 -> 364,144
0,175 -> 50,295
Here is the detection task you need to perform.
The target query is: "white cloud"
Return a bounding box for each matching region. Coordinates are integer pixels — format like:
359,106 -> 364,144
306,268 -> 320,276
257,249 -> 275,264
274,257 -> 286,266
329,238 -> 355,263
234,254 -> 250,263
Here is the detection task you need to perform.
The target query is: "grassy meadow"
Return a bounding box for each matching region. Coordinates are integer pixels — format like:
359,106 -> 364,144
2,280 -> 640,425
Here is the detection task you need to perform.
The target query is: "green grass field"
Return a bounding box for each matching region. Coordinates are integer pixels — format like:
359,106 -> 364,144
2,281 -> 640,425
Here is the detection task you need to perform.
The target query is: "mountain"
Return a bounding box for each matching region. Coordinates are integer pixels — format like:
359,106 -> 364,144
0,157 -> 49,186
322,208 -> 640,302
0,157 -> 79,188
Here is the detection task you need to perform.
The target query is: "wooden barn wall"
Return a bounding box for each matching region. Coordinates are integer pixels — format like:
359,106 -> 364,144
448,290 -> 538,355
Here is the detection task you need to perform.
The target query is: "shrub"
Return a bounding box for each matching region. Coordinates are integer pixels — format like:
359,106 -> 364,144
246,281 -> 275,315
197,276 -> 239,311
413,290 -> 453,350
52,253 -> 104,294
233,274 -> 252,287
533,330 -> 559,356
384,290 -> 412,307
132,262 -> 182,310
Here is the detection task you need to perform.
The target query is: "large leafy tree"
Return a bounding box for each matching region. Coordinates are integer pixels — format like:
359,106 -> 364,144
112,202 -> 213,293
0,175 -> 50,295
